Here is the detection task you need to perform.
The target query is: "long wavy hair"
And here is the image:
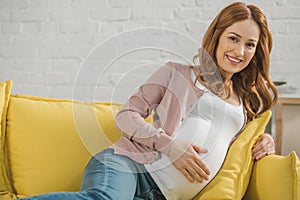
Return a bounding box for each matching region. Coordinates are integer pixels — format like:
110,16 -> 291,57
193,2 -> 278,121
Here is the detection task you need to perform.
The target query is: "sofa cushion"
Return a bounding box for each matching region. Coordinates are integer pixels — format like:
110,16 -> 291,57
5,94 -> 123,198
243,151 -> 300,200
193,110 -> 271,200
0,80 -> 15,200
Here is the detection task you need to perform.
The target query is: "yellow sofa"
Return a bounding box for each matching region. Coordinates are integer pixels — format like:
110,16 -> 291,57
0,80 -> 299,200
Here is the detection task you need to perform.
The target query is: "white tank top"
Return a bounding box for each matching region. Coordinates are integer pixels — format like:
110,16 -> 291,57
144,71 -> 245,200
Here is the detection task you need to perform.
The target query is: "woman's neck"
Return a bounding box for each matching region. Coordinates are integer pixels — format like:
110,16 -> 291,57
218,67 -> 233,83
192,66 -> 240,106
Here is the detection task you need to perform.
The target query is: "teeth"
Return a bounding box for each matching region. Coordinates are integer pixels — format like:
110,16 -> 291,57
227,55 -> 241,63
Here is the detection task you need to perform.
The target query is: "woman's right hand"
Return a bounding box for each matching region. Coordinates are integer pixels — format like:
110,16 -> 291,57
167,140 -> 210,183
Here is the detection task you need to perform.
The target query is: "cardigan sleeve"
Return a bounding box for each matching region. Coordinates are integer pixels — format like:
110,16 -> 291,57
114,62 -> 175,155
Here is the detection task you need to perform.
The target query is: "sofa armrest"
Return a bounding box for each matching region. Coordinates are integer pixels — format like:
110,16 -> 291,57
243,151 -> 300,200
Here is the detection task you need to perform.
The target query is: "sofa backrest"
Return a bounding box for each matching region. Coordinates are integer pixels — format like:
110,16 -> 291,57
0,80 -> 14,199
5,94 -> 123,198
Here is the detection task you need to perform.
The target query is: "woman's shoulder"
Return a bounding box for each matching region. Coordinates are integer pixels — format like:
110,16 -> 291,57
163,61 -> 192,75
164,61 -> 190,68
149,61 -> 194,85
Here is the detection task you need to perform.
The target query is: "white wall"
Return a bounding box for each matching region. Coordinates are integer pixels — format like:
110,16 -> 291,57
0,0 -> 299,103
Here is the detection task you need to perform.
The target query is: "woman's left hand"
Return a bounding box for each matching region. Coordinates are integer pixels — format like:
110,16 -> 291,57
252,133 -> 275,160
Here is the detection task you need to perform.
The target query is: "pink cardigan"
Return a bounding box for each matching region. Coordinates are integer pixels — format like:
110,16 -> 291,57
112,61 -> 204,164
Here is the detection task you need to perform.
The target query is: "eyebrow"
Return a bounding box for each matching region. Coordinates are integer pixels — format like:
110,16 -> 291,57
228,32 -> 258,42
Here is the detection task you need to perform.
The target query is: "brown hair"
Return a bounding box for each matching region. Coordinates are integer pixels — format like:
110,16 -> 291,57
194,2 -> 278,120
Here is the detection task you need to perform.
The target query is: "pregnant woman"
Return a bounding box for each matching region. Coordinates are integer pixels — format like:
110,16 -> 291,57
21,2 -> 277,200
143,63 -> 246,199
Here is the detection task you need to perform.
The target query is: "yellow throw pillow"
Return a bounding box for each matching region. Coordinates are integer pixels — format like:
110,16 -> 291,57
193,110 -> 271,200
6,94 -> 123,198
0,80 -> 16,200
243,151 -> 300,200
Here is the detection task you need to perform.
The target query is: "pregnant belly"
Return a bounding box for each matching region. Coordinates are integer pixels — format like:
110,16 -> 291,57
145,117 -> 234,200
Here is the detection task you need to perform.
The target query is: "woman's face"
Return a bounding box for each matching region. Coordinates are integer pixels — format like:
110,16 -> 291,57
215,19 -> 260,79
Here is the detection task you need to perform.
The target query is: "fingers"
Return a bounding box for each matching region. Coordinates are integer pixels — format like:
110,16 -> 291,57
179,166 -> 202,183
180,168 -> 194,183
192,144 -> 208,154
192,145 -> 210,180
174,152 -> 210,183
168,140 -> 210,183
194,156 -> 210,178
177,159 -> 210,183
267,148 -> 276,155
252,150 -> 267,160
252,134 -> 275,160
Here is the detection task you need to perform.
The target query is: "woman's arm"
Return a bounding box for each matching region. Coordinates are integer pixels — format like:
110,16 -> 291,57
114,64 -> 173,154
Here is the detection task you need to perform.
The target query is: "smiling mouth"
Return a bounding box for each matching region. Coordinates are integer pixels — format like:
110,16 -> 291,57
226,55 -> 242,64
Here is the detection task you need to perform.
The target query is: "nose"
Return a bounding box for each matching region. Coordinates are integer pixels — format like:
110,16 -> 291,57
233,44 -> 244,56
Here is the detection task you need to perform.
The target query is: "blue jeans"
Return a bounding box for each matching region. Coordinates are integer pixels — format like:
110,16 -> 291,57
20,148 -> 165,200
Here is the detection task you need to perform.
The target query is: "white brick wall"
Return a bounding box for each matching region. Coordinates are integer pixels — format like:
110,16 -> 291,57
0,0 -> 299,102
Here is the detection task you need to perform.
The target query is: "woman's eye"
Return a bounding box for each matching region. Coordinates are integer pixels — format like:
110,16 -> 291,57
247,43 -> 256,48
229,37 -> 237,42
